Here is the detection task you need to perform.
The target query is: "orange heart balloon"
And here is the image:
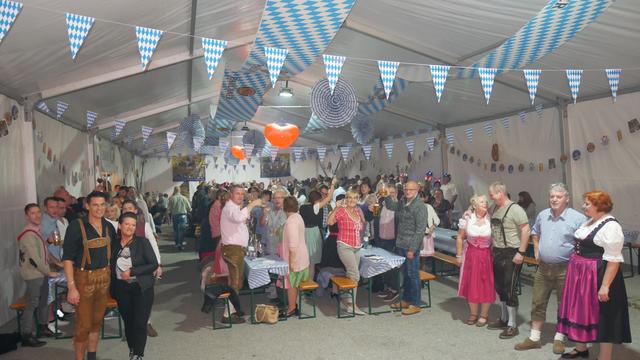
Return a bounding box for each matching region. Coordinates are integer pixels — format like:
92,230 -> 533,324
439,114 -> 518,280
264,123 -> 299,149
231,145 -> 246,160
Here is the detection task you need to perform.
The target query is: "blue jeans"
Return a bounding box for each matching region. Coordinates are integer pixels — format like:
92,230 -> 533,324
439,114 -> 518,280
172,214 -> 187,246
398,248 -> 421,306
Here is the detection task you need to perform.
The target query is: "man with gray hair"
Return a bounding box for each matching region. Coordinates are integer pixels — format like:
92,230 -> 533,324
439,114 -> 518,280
487,182 -> 530,339
514,183 -> 587,354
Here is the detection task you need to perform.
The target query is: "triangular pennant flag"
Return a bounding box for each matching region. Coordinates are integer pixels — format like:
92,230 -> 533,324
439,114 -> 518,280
605,69 -> 622,102
86,111 -> 98,129
166,131 -> 177,149
316,146 -> 326,162
193,136 -> 204,152
478,68 -> 497,104
56,100 -> 69,119
404,139 -> 415,155
292,147 -> 303,162
244,143 -> 254,157
383,142 -> 394,159
65,13 -> 95,60
112,119 -> 126,139
0,1 -> 22,44
264,46 -> 288,88
141,126 -> 153,145
362,144 -> 372,160
262,145 -> 271,157
566,69 -> 583,104
464,128 -> 473,143
323,54 -> 346,95
523,69 -> 541,106
35,100 -> 50,113
339,144 -> 352,162
219,139 -> 229,153
426,137 -> 435,151
502,117 -> 510,130
135,26 -> 163,70
377,60 -> 400,99
270,146 -> 278,162
483,122 -> 493,137
429,65 -> 450,103
518,111 -> 527,124
201,37 -> 227,80
446,131 -> 455,145
535,104 -> 544,119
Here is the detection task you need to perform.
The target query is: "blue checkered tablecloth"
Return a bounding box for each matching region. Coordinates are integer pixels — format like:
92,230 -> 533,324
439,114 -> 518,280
359,247 -> 405,279
244,255 -> 289,289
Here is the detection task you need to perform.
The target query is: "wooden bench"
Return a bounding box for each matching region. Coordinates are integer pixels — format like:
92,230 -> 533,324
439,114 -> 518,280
431,251 -> 460,276
10,296 -> 29,335
330,276 -> 357,318
298,280 -> 319,319
419,271 -> 436,308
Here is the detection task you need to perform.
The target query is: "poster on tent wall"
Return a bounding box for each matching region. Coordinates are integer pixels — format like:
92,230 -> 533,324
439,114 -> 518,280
171,155 -> 205,182
260,154 -> 291,178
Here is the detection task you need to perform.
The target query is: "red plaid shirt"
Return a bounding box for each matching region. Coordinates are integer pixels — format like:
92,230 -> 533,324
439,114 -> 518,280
335,207 -> 364,248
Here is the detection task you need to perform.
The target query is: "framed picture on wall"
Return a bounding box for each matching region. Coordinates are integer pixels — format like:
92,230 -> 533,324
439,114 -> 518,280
171,155 -> 205,182
260,154 -> 291,178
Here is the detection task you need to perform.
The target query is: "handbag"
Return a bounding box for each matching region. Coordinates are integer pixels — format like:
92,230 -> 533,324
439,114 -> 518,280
255,304 -> 279,324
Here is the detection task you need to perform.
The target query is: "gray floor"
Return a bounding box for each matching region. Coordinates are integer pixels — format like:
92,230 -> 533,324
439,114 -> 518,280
3,226 -> 640,360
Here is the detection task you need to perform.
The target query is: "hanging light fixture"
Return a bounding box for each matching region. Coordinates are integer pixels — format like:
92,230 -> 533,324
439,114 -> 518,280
278,80 -> 293,97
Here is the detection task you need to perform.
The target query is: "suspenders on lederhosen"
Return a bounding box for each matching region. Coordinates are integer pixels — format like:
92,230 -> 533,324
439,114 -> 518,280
77,219 -> 111,270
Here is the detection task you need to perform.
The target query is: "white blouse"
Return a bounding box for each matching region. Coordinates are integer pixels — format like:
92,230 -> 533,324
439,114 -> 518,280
574,215 -> 625,263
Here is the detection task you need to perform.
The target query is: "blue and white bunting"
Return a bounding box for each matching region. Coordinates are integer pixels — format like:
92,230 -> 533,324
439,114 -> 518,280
270,146 -> 278,162
135,26 -> 163,70
429,65 -> 450,103
483,122 -> 493,137
478,68 -> 497,104
0,0 -> 22,44
244,143 -> 255,157
605,68 -> 621,102
292,147 -> 303,162
523,69 -> 542,105
566,69 -> 583,104
35,100 -> 50,114
377,60 -> 399,99
464,128 -> 473,143
264,46 -> 288,88
166,131 -> 177,149
192,135 -> 204,152
201,37 -> 227,80
426,137 -> 435,151
316,146 -> 326,162
56,100 -> 69,119
535,104 -> 544,119
219,139 -> 229,154
323,54 -> 346,95
86,111 -> 98,129
502,117 -> 510,130
405,139 -> 415,156
383,142 -> 394,159
362,144 -> 372,160
446,131 -> 455,145
113,119 -> 126,139
339,144 -> 352,162
518,111 -> 527,124
141,126 -> 153,145
65,13 -> 94,60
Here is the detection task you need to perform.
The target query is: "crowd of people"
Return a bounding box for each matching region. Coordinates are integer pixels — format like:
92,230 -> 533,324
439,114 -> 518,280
14,172 -> 632,360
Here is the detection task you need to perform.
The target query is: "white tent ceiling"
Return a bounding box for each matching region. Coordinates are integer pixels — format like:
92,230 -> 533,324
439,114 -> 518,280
1,0 -> 639,156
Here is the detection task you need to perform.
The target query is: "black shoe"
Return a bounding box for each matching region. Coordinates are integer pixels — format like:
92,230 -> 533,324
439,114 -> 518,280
498,326 -> 519,339
486,319 -> 508,330
37,325 -> 55,338
235,310 -> 245,317
22,334 -> 46,347
221,314 -> 245,324
560,348 -> 589,359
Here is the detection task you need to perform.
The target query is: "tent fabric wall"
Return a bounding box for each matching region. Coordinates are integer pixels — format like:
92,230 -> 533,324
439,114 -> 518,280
0,96 -> 32,326
568,92 -> 640,231
447,107 -> 564,211
34,112 -> 91,200
95,137 -> 140,190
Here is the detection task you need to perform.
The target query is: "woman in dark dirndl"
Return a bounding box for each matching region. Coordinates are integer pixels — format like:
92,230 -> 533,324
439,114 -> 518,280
557,191 -> 631,360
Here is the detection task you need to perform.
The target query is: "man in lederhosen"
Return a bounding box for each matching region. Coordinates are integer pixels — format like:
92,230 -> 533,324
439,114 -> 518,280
63,191 -> 116,360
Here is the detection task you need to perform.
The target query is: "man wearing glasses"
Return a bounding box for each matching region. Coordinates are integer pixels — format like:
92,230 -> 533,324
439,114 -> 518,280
318,184 -> 332,239
382,181 -> 428,315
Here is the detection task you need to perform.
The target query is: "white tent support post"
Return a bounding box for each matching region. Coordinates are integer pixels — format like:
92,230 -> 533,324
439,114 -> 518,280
186,0 -> 198,116
558,99 -> 572,191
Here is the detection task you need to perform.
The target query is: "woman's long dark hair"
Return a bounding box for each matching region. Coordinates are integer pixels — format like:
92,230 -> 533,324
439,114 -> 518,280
518,191 -> 535,209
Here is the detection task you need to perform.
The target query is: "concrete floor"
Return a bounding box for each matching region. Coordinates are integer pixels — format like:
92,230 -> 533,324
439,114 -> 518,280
3,226 -> 640,360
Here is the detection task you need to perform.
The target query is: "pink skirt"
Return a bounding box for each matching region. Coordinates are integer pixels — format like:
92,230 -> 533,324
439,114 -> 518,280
458,244 -> 496,303
557,254 -> 600,343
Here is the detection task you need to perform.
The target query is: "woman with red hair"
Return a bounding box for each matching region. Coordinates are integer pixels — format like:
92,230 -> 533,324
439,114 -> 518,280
557,191 -> 631,360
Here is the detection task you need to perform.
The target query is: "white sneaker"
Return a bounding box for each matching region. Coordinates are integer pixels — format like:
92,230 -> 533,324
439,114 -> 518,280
47,323 -> 63,335
353,306 -> 366,316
